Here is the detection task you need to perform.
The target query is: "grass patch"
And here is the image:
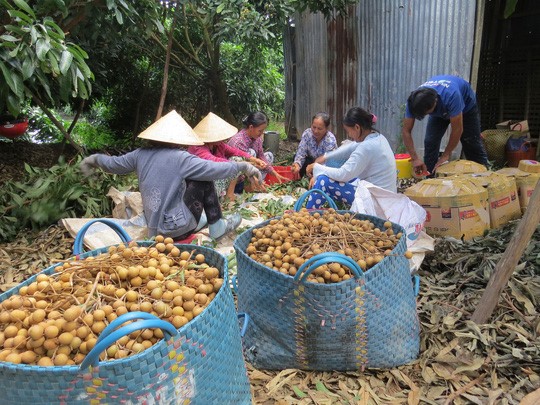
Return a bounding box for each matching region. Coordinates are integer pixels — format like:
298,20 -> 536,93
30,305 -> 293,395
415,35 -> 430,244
266,121 -> 287,140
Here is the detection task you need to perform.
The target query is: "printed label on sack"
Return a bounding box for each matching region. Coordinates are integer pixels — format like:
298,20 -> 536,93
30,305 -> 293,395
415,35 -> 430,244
491,196 -> 510,209
459,209 -> 478,220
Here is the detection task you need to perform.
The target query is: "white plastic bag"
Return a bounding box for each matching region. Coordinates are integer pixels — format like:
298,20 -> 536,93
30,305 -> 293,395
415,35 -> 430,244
351,180 -> 430,250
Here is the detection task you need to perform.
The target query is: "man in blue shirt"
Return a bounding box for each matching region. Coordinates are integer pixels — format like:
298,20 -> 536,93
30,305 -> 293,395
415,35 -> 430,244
401,75 -> 488,176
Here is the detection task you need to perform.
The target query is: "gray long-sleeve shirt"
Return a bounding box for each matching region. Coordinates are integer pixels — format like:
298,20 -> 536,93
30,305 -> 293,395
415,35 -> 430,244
95,147 -> 240,238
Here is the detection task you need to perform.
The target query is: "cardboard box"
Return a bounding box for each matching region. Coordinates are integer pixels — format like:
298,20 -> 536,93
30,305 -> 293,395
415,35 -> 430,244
405,178 -> 489,240
423,204 -> 489,240
496,120 -> 529,132
486,183 -> 521,228
461,173 -> 522,228
496,168 -> 540,213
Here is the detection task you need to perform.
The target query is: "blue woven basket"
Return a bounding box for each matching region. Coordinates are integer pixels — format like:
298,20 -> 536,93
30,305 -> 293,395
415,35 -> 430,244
234,209 -> 420,371
0,220 -> 251,405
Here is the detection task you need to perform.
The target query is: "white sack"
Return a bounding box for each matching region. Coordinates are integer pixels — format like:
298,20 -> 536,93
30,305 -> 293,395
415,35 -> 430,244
350,180 -> 434,254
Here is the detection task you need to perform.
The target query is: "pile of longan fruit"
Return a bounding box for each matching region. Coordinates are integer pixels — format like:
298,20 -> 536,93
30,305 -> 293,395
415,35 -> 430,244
0,236 -> 223,366
245,209 -> 412,283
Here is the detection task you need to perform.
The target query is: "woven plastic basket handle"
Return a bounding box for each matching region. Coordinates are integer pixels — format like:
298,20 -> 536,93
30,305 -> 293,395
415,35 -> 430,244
231,274 -> 238,294
294,189 -> 338,211
295,252 -> 364,283
80,312 -> 178,370
413,274 -> 420,296
237,312 -> 250,337
73,218 -> 132,255
95,311 -> 161,342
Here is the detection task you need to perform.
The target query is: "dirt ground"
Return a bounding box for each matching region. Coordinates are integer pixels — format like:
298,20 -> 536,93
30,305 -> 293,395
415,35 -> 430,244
0,140 -> 78,185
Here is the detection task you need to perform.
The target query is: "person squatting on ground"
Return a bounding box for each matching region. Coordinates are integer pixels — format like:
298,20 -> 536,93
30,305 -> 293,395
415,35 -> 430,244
228,111 -> 288,190
305,107 -> 396,209
292,112 -> 337,178
79,111 -> 261,241
188,112 -> 266,202
401,74 -> 489,176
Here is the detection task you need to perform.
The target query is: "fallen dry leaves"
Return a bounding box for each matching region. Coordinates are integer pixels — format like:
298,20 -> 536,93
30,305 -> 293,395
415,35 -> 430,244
246,221 -> 540,404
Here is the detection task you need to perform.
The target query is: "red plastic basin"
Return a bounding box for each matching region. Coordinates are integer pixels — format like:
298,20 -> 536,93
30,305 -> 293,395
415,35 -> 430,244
265,166 -> 300,185
0,120 -> 28,139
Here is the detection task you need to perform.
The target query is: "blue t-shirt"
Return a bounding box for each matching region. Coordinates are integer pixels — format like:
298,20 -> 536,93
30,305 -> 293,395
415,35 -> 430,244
405,75 -> 476,119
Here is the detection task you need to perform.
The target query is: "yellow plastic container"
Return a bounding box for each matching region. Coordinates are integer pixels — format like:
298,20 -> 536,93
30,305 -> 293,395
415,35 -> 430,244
395,154 -> 413,179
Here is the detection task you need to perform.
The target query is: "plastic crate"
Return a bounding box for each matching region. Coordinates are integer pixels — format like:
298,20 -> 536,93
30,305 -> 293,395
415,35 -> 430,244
265,165 -> 300,185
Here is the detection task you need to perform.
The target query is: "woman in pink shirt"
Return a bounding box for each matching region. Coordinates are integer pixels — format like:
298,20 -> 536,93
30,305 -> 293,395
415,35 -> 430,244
189,112 -> 266,201
228,111 -> 287,188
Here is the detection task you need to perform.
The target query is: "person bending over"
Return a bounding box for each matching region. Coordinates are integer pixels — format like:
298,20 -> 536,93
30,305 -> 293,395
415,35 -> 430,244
402,74 -> 488,176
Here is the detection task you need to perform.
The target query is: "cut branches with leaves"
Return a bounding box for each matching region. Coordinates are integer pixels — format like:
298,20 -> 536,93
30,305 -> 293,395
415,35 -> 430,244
0,156 -> 137,242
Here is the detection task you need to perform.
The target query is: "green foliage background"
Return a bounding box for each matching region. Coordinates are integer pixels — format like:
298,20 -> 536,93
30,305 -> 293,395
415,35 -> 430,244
0,157 -> 137,242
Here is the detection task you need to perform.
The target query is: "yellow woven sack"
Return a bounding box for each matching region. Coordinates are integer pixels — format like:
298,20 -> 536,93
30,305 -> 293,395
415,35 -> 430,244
481,129 -> 520,166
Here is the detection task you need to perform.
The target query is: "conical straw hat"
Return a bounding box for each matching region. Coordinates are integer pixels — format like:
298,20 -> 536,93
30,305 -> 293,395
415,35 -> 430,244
193,112 -> 238,142
138,110 -> 203,146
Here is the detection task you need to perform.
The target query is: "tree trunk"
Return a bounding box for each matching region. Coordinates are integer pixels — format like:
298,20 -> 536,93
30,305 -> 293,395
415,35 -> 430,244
471,180 -> 540,324
207,43 -> 237,126
155,8 -> 178,121
31,93 -> 84,154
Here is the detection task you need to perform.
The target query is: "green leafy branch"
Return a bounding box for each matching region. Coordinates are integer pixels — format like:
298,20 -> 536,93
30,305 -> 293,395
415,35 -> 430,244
0,156 -> 137,242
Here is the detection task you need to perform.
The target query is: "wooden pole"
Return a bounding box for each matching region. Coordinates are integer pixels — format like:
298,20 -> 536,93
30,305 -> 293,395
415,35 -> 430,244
471,180 -> 540,324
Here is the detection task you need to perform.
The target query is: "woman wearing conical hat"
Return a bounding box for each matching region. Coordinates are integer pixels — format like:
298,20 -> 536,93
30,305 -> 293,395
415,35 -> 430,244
189,112 -> 266,201
79,110 -> 261,241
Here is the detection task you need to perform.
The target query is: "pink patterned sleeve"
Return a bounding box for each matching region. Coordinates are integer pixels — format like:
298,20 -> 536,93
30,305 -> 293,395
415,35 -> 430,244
227,133 -> 245,151
221,143 -> 251,159
187,145 -> 229,163
252,138 -> 268,163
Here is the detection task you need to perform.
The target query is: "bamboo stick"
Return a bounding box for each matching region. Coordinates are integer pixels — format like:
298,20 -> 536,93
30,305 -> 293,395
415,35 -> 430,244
471,180 -> 540,324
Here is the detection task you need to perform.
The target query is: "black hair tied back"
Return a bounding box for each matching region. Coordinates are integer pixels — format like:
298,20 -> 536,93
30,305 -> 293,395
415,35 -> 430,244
242,111 -> 268,128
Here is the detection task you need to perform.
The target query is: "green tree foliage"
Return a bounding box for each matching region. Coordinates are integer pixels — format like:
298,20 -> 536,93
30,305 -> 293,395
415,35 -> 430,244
221,42 -> 285,119
2,0 -> 358,145
0,0 -> 95,116
0,0 -> 142,150
151,1 -> 357,123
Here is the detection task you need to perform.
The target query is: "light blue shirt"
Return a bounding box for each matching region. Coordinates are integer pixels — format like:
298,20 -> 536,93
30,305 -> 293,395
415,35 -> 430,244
313,132 -> 397,193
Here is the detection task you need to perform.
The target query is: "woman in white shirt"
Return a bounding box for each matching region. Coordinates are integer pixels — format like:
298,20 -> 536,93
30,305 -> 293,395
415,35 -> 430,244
305,107 -> 396,208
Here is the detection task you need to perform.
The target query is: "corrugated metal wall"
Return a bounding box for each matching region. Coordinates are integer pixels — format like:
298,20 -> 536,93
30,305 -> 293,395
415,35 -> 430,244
289,0 -> 478,154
